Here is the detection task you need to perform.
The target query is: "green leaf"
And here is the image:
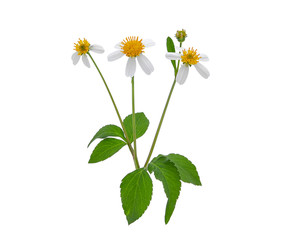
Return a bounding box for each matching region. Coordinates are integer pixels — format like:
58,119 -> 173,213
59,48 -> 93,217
166,37 -> 176,72
148,156 -> 181,224
88,124 -> 126,147
89,138 -> 126,163
123,112 -> 149,143
120,168 -> 153,225
166,154 -> 202,186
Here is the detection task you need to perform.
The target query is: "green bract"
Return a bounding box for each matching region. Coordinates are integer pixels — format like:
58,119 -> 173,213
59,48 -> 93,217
166,36 -> 177,74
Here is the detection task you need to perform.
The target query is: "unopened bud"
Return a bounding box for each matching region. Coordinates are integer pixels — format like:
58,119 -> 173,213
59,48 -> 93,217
175,29 -> 187,43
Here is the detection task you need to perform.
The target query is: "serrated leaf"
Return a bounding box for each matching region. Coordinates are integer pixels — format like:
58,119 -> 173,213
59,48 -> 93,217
120,168 -> 153,225
89,138 -> 126,163
123,112 -> 149,143
166,154 -> 202,186
87,124 -> 126,147
148,156 -> 181,224
166,37 -> 176,72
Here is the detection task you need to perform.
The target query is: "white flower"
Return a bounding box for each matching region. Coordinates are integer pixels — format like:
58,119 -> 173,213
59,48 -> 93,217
107,36 -> 154,77
72,38 -> 104,68
166,47 -> 209,84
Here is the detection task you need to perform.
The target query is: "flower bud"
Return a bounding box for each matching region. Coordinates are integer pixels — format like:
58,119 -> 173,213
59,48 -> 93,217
175,29 -> 187,43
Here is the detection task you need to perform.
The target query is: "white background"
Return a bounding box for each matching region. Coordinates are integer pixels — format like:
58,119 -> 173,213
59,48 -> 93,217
1,0 -> 288,239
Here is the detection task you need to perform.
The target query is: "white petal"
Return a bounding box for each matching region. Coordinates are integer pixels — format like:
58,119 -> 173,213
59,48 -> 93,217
176,64 -> 189,85
82,54 -> 90,68
71,52 -> 81,65
142,39 -> 155,47
199,53 -> 209,61
165,52 -> 181,60
89,44 -> 105,53
137,54 -> 154,75
107,50 -> 124,61
194,62 -> 210,79
114,42 -> 122,49
175,46 -> 184,53
125,57 -> 136,77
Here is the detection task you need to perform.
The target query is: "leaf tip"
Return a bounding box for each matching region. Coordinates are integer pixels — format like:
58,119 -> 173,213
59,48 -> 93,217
196,181 -> 202,186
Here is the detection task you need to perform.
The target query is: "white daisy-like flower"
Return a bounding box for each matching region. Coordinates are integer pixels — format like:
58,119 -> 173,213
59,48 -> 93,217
72,38 -> 104,68
166,47 -> 210,84
107,36 -> 155,77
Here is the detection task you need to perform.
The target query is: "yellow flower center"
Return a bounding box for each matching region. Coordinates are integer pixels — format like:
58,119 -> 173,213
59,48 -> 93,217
181,47 -> 200,66
120,36 -> 145,57
74,38 -> 90,55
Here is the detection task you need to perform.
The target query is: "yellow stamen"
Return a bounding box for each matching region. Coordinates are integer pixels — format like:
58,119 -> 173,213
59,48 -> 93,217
74,38 -> 90,55
181,47 -> 201,66
120,36 -> 145,57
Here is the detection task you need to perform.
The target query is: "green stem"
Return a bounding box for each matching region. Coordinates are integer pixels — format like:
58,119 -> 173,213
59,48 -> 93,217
87,52 -> 136,165
131,76 -> 140,169
175,42 -> 182,77
144,42 -> 183,168
144,78 -> 177,168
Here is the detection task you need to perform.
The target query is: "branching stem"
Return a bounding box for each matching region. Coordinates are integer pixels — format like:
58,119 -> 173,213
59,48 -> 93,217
87,52 -> 137,167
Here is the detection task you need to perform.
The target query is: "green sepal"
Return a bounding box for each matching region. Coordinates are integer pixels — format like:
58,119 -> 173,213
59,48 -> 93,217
120,168 -> 153,225
148,156 -> 181,224
123,112 -> 149,143
166,37 -> 177,73
87,124 -> 126,147
88,138 -> 126,163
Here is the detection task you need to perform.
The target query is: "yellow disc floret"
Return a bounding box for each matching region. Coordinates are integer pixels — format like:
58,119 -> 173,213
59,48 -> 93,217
74,38 -> 90,55
120,36 -> 145,57
181,47 -> 201,66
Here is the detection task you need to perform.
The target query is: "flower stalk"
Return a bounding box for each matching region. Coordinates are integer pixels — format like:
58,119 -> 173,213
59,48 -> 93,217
87,52 -> 137,166
144,78 -> 177,168
144,42 -> 183,168
131,76 -> 140,168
